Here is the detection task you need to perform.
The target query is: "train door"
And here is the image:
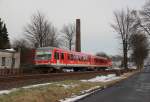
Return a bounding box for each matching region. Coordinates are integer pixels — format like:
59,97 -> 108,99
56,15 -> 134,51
54,50 -> 60,65
63,52 -> 67,65
60,52 -> 65,65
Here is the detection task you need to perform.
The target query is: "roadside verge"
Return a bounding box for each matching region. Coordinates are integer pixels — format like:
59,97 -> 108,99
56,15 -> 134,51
0,70 -> 139,102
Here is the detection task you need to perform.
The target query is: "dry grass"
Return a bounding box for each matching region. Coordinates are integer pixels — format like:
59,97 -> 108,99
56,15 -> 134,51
0,80 -> 102,102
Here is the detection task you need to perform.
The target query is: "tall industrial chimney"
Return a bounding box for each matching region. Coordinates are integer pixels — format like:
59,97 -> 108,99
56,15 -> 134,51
75,19 -> 81,52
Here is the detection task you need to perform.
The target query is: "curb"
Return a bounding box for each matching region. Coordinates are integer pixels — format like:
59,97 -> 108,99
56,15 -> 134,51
75,81 -> 120,102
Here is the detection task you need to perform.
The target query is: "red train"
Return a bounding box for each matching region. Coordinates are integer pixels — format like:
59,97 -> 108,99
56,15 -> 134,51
33,47 -> 112,72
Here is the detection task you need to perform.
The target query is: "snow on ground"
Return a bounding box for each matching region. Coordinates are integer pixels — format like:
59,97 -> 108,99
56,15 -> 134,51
60,74 -> 122,102
22,83 -> 52,89
60,86 -> 101,102
56,84 -> 78,89
81,86 -> 100,94
60,93 -> 90,102
0,82 -> 52,95
81,74 -> 121,82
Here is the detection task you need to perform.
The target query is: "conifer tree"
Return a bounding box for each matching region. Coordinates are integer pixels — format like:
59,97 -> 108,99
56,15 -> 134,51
0,18 -> 10,49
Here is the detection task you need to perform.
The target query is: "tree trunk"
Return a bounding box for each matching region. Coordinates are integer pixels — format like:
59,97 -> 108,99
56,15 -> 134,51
123,45 -> 128,69
69,40 -> 71,51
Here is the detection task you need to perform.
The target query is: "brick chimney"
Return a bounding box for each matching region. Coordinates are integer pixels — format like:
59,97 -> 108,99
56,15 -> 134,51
75,19 -> 81,52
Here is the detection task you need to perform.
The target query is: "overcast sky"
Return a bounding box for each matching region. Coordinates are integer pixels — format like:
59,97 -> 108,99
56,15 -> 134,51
0,0 -> 146,55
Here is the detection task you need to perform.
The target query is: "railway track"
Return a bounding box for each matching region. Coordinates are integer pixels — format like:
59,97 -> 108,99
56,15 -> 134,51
0,69 -> 135,91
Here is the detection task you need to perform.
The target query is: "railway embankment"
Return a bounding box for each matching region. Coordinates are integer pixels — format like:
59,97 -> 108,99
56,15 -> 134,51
0,69 -> 138,102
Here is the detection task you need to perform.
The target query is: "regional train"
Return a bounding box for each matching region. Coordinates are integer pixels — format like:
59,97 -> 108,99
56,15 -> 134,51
33,47 -> 112,72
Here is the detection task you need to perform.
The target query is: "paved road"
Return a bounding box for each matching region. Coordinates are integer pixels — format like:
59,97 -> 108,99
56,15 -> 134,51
78,67 -> 150,102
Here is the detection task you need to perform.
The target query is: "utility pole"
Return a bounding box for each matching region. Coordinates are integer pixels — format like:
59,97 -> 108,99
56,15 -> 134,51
75,19 -> 81,52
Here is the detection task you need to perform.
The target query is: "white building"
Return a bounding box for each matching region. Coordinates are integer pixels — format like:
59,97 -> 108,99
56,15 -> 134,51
0,49 -> 20,75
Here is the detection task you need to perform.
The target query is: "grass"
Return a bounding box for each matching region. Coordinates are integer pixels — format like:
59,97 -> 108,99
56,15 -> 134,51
0,80 -> 103,102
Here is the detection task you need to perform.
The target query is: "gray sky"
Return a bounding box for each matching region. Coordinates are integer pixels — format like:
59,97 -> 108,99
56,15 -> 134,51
0,0 -> 146,55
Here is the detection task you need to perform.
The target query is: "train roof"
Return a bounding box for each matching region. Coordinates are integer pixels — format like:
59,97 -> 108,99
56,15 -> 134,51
36,47 -> 56,50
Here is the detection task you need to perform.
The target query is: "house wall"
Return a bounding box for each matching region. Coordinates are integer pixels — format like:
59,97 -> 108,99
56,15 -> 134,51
0,50 -> 20,69
0,50 -> 21,76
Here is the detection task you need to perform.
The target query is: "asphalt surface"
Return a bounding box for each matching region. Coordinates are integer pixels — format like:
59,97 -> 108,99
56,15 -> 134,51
78,67 -> 150,102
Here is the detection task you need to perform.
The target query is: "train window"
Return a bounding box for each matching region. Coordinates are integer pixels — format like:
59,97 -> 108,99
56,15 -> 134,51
79,56 -> 82,61
79,56 -> 81,61
68,54 -> 70,60
36,51 -> 52,60
54,52 -> 59,60
70,54 -> 73,60
81,56 -> 84,61
82,56 -> 84,61
71,54 -> 74,60
84,56 -> 86,61
2,57 -> 5,66
73,55 -> 75,60
76,55 -> 78,61
74,55 -> 77,60
88,56 -> 90,61
61,53 -> 64,60
54,52 -> 57,59
84,56 -> 87,61
75,55 -> 78,61
76,56 -> 78,60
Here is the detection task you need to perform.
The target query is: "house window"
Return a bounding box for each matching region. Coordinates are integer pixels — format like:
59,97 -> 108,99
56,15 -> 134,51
2,57 -> 5,66
12,58 -> 15,67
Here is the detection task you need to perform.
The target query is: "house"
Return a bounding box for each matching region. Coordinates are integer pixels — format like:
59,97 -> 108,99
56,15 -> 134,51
0,49 -> 20,75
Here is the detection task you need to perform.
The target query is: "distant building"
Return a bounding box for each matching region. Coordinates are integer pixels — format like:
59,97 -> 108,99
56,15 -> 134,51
0,49 -> 20,75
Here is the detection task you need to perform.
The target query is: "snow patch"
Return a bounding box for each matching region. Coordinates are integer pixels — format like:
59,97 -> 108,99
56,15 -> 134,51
81,74 -> 121,82
60,86 -> 101,102
0,82 -> 52,95
60,93 -> 90,102
5,48 -> 15,52
22,83 -> 52,89
56,84 -> 78,89
81,86 -> 100,94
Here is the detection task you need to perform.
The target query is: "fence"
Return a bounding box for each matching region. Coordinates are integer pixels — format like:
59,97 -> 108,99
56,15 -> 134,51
0,68 -> 22,76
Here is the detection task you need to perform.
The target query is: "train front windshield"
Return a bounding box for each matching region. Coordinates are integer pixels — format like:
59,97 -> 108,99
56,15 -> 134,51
35,51 -> 52,60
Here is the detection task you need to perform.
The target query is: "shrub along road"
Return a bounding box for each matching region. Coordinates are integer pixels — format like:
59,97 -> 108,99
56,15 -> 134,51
77,67 -> 150,102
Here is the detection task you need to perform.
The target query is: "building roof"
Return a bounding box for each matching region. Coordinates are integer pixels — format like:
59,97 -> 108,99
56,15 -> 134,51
0,49 -> 16,53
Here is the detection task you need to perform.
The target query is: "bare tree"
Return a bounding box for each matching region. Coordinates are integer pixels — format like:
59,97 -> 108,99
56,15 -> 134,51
111,8 -> 138,69
24,11 -> 59,48
12,39 -> 34,67
61,23 -> 76,50
130,32 -> 149,69
12,39 -> 32,49
133,0 -> 150,35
